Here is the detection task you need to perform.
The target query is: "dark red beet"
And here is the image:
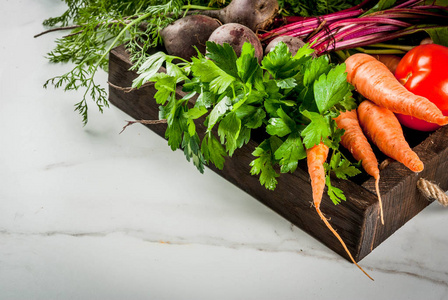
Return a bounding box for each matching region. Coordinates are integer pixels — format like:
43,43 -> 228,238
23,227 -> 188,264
208,23 -> 263,63
264,35 -> 307,56
187,0 -> 279,32
160,15 -> 221,61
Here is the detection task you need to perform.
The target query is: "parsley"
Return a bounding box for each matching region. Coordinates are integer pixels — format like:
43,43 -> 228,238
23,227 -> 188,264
133,41 -> 361,204
250,138 -> 282,190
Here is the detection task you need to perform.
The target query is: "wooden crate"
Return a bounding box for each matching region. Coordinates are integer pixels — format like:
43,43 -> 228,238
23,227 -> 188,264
107,45 -> 448,262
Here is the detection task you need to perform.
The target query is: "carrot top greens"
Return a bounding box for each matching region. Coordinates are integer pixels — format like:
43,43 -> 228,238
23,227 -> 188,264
132,41 -> 361,201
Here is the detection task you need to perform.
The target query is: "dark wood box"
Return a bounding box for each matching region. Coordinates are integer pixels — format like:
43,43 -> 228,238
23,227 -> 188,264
107,45 -> 448,262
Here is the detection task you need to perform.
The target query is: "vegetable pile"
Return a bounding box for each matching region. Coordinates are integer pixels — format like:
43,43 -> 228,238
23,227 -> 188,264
37,0 -> 448,279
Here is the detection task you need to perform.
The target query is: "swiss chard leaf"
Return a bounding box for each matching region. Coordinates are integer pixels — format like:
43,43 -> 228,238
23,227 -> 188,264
363,0 -> 397,15
425,27 -> 448,47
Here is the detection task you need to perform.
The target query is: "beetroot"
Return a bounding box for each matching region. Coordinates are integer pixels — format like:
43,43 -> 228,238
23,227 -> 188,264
264,35 -> 308,56
160,15 -> 221,61
208,23 -> 263,63
187,0 -> 279,32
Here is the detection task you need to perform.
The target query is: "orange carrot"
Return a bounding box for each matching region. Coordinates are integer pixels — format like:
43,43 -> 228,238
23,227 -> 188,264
334,110 -> 384,224
345,53 -> 448,126
357,100 -> 424,173
307,142 -> 329,207
371,54 -> 401,74
306,142 -> 374,280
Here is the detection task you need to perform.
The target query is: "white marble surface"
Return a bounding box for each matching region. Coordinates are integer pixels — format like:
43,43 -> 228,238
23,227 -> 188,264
1,0 -> 448,299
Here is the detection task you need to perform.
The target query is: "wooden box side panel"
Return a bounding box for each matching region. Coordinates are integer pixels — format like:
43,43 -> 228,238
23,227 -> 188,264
361,126 -> 448,255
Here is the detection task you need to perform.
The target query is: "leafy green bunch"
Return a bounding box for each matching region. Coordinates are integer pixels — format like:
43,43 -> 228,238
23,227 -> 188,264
132,41 -> 361,204
40,0 -> 368,126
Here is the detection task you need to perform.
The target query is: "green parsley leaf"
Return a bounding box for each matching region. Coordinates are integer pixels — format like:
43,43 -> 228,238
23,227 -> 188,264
262,42 -> 301,79
205,42 -> 239,78
266,118 -> 292,137
235,105 -> 266,129
236,42 -> 262,85
292,43 -> 315,61
301,110 -> 331,148
133,51 -> 169,89
165,61 -> 188,81
218,111 -> 241,156
336,96 -> 358,113
276,77 -> 297,89
274,132 -> 307,173
250,138 -> 281,190
165,118 -> 183,151
327,152 -> 361,180
313,63 -> 352,114
182,132 -> 206,173
201,133 -> 227,170
184,106 -> 208,120
195,89 -> 215,108
303,55 -> 331,87
208,96 -> 233,131
236,126 -> 252,148
190,56 -> 235,94
325,176 -> 346,205
148,73 -> 177,105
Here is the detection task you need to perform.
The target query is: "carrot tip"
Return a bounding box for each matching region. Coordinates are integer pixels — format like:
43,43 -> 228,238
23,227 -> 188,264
316,206 -> 374,281
375,176 -> 384,225
437,116 -> 448,126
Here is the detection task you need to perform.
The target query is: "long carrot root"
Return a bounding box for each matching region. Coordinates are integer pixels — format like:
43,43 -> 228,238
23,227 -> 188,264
375,176 -> 384,224
315,205 -> 374,281
307,142 -> 374,280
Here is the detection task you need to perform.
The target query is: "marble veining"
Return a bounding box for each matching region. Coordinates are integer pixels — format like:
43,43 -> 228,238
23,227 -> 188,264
1,226 -> 448,289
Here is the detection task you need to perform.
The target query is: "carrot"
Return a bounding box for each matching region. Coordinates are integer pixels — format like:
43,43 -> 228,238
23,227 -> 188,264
357,100 -> 424,173
306,142 -> 374,280
371,54 -> 401,74
345,53 -> 448,126
334,110 -> 384,224
307,142 -> 329,207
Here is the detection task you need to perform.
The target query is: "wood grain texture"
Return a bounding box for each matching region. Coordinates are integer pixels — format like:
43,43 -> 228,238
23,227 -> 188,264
107,45 -> 447,262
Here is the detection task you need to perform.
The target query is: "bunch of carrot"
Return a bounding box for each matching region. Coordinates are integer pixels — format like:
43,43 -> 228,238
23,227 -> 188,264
306,52 -> 448,280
